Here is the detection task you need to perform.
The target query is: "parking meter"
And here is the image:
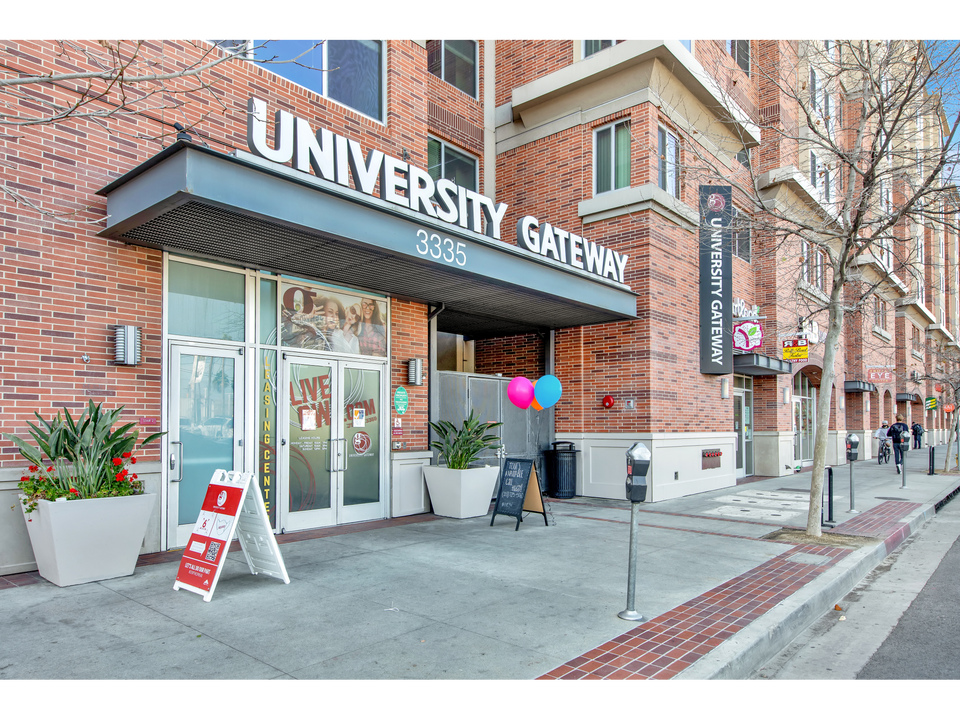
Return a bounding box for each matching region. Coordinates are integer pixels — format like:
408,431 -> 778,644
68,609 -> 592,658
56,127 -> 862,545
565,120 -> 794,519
845,433 -> 859,462
625,442 -> 651,503
620,442 -> 650,622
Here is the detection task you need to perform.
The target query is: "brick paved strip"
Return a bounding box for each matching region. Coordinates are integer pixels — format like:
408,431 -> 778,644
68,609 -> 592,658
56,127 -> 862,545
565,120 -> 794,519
539,543 -> 851,680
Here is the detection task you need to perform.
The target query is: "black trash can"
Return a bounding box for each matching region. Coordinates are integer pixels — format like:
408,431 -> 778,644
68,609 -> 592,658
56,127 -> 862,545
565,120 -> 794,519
546,441 -> 579,499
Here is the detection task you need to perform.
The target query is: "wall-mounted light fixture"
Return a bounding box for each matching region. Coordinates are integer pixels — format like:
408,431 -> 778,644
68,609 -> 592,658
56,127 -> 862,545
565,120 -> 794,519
720,378 -> 730,399
407,358 -> 423,386
114,325 -> 141,366
782,386 -> 791,405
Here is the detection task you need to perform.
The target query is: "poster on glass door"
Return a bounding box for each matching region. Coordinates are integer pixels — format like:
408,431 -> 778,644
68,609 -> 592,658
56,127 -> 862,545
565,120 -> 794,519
280,283 -> 387,357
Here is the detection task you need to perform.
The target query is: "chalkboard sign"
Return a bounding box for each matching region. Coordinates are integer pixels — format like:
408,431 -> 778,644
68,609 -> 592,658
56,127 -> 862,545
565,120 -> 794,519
490,458 -> 548,530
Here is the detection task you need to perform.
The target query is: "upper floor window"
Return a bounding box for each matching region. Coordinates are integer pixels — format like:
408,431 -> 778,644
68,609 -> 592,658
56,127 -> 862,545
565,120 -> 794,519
802,240 -> 825,291
584,40 -> 616,58
810,151 -> 830,201
252,40 -> 384,121
428,137 -> 478,193
875,296 -> 888,331
733,208 -> 751,262
726,40 -> 750,75
595,120 -> 631,195
427,40 -> 477,98
658,126 -> 679,198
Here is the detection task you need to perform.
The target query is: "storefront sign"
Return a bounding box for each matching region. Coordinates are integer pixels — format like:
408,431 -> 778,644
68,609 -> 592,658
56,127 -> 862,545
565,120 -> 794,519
732,319 -> 763,351
944,403 -> 956,413
246,97 -> 629,283
926,397 -> 938,410
699,186 -> 733,374
867,368 -> 894,384
394,386 -> 408,415
782,338 -> 809,363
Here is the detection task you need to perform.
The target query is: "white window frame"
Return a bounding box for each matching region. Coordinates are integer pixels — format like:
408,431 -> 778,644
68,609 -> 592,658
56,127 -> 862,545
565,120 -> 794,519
583,40 -> 616,58
593,119 -> 631,196
427,40 -> 479,99
726,40 -> 750,75
427,135 -> 479,193
658,125 -> 679,198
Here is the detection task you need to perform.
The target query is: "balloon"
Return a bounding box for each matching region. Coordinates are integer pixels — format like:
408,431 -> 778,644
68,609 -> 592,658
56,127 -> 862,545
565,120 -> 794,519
531,397 -> 544,411
507,376 -> 535,409
534,375 -> 562,409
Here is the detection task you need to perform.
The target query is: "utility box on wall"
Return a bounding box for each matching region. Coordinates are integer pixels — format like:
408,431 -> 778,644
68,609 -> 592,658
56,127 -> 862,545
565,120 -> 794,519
114,325 -> 141,366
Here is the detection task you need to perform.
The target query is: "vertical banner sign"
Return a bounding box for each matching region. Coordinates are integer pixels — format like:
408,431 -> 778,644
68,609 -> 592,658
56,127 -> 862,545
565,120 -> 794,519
699,186 -> 733,374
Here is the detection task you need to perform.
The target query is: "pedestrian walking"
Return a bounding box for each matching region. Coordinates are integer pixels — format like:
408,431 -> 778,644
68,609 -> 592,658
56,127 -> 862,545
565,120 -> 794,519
888,414 -> 910,474
911,421 -> 924,449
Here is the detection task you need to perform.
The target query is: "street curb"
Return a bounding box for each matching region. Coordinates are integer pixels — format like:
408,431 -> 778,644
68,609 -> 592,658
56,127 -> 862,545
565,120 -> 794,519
677,482 -> 959,680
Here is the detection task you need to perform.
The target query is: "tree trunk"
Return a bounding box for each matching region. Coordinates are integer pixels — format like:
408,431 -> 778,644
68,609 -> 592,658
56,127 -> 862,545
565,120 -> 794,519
804,289 -> 845,537
943,412 -> 957,473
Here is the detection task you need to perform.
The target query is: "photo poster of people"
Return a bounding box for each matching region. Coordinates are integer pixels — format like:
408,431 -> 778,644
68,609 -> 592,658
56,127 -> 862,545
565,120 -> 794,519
280,283 -> 387,357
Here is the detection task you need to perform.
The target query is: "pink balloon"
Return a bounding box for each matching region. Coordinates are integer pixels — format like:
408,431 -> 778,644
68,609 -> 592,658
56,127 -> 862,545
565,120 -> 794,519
507,376 -> 535,409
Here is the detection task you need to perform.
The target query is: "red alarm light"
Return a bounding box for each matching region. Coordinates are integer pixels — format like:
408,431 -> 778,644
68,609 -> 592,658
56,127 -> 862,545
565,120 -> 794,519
602,395 -> 615,408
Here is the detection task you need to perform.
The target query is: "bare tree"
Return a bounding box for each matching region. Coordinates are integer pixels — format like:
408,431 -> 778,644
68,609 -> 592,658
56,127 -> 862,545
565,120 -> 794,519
667,40 -> 960,536
0,39 -> 325,224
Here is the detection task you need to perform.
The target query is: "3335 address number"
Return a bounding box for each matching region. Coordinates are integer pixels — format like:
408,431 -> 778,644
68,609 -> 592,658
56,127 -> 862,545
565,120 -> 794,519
415,229 -> 467,267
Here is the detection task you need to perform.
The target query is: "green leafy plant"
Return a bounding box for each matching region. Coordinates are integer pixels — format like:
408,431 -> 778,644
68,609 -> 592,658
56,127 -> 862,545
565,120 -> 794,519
4,401 -> 165,515
428,410 -> 503,470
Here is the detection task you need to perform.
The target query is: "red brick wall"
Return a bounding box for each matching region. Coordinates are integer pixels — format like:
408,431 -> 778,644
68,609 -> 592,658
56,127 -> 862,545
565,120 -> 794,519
474,333 -> 545,378
389,299 -> 429,451
0,39 -> 435,467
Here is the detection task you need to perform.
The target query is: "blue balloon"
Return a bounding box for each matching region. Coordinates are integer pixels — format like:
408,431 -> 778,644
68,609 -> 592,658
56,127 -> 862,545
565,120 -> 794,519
534,375 -> 562,409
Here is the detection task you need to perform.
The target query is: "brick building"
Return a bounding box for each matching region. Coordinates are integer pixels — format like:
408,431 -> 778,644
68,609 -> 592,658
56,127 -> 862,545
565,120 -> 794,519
1,39 -> 956,573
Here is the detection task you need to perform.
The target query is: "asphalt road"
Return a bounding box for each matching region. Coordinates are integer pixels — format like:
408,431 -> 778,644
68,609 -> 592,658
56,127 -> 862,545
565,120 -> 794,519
753,495 -> 960,680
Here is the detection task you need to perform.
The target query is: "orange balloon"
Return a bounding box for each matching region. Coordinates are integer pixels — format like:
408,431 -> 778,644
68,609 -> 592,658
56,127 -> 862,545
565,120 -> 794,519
531,398 -> 543,411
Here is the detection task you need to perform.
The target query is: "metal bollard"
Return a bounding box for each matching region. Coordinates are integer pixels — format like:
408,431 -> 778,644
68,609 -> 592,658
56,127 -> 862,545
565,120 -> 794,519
848,456 -> 859,514
929,446 -> 935,475
826,467 -> 835,526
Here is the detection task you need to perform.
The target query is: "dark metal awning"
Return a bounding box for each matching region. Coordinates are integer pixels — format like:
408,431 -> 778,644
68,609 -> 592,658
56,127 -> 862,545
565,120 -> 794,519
897,393 -> 922,403
844,380 -> 877,393
732,353 -> 792,376
97,142 -> 637,339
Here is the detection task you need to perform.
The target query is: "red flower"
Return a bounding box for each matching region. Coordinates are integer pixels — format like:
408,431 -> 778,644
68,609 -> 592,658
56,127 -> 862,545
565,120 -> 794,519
112,458 -> 123,466
122,452 -> 131,458
132,474 -> 138,480
69,488 -> 78,495
130,457 -> 137,464
116,472 -> 124,481
46,466 -> 54,472
20,476 -> 28,482
29,465 -> 38,472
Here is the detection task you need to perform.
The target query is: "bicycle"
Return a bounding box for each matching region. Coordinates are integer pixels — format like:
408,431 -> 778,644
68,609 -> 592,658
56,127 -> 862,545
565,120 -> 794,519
878,440 -> 891,464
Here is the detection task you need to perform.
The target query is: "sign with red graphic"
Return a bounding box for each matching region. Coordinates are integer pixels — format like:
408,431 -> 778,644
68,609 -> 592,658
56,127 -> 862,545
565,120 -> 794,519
782,338 -> 809,363
867,368 -> 894,384
353,431 -> 372,454
174,470 -> 290,602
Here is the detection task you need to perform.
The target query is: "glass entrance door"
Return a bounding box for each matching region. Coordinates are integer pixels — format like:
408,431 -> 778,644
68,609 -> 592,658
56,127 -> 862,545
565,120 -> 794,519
168,344 -> 245,547
734,394 -> 744,478
279,355 -> 384,531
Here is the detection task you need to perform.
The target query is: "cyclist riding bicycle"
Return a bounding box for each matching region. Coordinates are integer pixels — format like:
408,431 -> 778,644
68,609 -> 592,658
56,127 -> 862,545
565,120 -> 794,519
874,421 -> 891,458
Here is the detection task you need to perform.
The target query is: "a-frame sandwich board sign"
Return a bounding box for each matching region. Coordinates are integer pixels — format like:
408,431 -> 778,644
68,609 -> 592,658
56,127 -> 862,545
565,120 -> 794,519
174,469 -> 290,602
490,458 -> 549,530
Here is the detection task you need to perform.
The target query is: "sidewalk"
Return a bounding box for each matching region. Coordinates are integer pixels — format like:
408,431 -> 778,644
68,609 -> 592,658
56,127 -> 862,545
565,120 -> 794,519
1,445 -> 957,681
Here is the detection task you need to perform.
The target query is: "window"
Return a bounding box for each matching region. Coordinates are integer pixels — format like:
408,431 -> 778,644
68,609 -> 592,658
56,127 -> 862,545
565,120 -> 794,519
733,208 -> 751,262
912,324 -> 922,349
427,40 -> 477,98
809,69 -> 822,114
583,38 -> 617,58
917,228 -> 925,266
736,146 -> 751,169
810,151 -> 830,201
801,240 -> 823,289
679,40 -> 692,52
595,120 -> 631,195
427,137 -> 478,192
918,270 -> 926,306
878,180 -> 892,215
658,126 -> 679,198
252,40 -> 384,121
726,40 -> 750,75
875,297 -> 887,331
877,237 -> 894,271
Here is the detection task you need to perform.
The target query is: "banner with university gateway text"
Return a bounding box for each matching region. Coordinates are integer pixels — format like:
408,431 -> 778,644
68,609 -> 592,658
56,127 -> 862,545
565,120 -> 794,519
699,186 -> 733,374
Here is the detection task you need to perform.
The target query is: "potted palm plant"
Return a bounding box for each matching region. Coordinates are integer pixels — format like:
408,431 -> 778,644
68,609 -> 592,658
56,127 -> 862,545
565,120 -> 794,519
423,410 -> 503,519
5,401 -> 164,587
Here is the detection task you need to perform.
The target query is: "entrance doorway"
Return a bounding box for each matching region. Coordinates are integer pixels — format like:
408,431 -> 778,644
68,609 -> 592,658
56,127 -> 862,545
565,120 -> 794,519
278,354 -> 386,531
167,343 -> 245,547
733,375 -> 753,478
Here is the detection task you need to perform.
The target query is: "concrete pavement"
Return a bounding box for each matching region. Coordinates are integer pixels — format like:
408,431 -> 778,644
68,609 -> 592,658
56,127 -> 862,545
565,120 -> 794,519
1,444 -> 958,682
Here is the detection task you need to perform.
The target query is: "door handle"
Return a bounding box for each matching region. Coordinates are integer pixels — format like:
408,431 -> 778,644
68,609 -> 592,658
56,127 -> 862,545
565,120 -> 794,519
170,441 -> 183,482
340,437 -> 348,471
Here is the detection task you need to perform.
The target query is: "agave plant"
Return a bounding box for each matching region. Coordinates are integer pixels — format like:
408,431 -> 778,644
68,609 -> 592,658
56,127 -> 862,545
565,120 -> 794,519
4,401 -> 165,511
428,410 -> 503,470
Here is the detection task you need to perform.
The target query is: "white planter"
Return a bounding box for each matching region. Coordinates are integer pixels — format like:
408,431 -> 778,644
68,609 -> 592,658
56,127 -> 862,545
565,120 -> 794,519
20,493 -> 156,587
422,465 -> 500,519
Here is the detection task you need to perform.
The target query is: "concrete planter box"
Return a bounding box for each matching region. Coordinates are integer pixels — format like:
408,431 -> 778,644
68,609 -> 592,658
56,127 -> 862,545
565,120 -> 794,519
422,466 -> 499,519
21,493 -> 156,587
